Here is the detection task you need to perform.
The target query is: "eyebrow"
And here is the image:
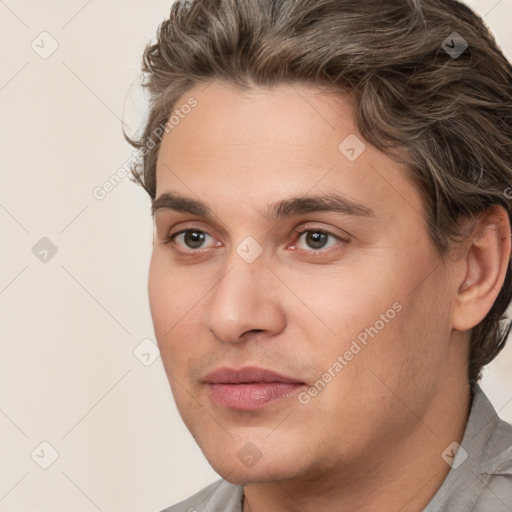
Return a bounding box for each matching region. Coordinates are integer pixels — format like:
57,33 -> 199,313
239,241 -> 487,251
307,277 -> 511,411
151,191 -> 375,220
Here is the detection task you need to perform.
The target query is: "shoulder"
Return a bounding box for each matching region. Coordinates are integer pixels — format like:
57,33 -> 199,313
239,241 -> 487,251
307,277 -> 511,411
158,479 -> 244,512
471,472 -> 512,512
470,435 -> 512,512
424,386 -> 512,511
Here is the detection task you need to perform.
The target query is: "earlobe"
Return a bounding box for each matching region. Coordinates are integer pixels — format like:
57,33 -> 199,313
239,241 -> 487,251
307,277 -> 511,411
453,206 -> 511,331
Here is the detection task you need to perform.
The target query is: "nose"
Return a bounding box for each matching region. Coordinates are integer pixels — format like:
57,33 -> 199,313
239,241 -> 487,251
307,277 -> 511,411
205,256 -> 286,344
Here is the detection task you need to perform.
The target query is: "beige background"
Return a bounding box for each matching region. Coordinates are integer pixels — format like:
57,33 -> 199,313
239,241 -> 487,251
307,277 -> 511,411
0,1 -> 511,510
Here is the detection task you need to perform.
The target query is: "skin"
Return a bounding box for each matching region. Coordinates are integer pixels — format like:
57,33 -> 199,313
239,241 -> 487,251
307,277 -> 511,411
148,80 -> 511,512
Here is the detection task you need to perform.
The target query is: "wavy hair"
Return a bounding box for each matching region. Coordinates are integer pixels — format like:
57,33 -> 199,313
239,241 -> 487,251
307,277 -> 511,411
125,0 -> 512,388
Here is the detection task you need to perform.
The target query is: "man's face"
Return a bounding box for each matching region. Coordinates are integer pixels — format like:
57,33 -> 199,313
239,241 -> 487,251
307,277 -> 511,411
149,80 -> 458,484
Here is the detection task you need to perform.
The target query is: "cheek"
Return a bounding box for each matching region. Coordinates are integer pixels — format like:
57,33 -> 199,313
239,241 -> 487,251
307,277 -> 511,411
148,251 -> 215,383
279,263 -> 402,355
285,247 -> 451,380
349,263 -> 455,401
148,253 -> 173,338
148,250 -> 201,332
148,253 -> 192,361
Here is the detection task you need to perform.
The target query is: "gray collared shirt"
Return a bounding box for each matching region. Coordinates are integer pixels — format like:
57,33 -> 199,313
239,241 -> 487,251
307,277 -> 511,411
161,385 -> 512,511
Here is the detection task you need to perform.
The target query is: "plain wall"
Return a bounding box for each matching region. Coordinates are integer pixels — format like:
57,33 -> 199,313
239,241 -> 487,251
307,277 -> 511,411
0,1 -> 511,510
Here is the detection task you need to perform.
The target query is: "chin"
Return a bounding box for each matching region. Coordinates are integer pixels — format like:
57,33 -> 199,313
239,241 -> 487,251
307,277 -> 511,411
202,446 -> 305,486
216,465 -> 296,487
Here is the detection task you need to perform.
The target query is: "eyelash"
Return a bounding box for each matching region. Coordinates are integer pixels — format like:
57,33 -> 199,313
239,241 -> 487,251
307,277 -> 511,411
292,228 -> 349,255
160,226 -> 349,257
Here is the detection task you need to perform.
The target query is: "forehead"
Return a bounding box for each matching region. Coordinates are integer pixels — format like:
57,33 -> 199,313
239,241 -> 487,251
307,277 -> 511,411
157,81 -> 352,169
154,80 -> 425,224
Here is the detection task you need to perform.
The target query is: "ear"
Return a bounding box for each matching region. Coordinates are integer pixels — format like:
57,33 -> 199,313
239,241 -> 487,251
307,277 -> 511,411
452,205 -> 511,331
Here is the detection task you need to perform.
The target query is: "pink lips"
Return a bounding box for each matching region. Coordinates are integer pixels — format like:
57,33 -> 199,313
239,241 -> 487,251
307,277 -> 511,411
204,366 -> 306,410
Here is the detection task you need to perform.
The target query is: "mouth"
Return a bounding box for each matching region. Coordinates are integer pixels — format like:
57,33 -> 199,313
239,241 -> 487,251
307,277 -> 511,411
203,366 -> 307,411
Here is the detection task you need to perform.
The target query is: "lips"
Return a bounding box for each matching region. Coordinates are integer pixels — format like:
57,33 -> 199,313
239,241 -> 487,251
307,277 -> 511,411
204,366 -> 305,385
203,366 -> 306,410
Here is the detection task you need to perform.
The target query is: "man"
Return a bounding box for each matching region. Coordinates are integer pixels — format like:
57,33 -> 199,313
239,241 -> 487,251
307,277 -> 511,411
126,0 -> 512,510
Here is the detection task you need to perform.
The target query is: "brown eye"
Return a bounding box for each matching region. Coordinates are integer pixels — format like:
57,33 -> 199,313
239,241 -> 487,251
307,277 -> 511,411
183,230 -> 207,249
294,229 -> 341,251
165,229 -> 218,251
304,231 -> 329,249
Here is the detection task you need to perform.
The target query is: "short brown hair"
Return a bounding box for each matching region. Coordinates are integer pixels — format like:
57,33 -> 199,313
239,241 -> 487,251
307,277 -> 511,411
125,0 -> 512,388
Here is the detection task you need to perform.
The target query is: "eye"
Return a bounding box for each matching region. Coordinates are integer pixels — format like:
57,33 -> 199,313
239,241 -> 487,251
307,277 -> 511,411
163,229 -> 220,251
159,226 -> 348,256
292,228 -> 347,252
